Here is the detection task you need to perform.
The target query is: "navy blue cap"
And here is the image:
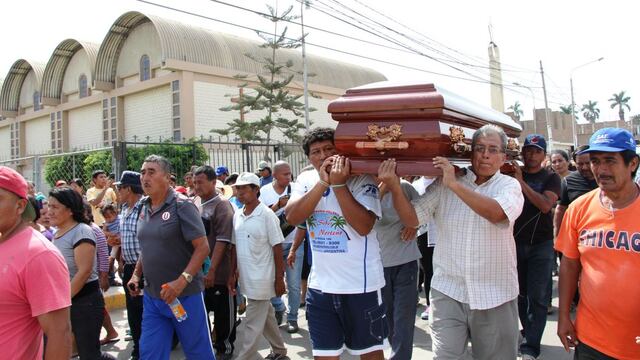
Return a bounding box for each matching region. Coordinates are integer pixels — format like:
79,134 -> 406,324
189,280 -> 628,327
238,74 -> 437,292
582,128 -> 636,153
114,171 -> 141,187
215,166 -> 229,176
523,134 -> 547,151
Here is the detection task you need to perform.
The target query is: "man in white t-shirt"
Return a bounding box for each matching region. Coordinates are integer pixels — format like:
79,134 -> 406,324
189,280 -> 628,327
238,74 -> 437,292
285,128 -> 387,359
232,172 -> 288,360
259,160 -> 305,333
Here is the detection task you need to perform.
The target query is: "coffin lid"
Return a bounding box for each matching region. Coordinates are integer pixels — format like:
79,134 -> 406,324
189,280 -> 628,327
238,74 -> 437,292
328,80 -> 522,133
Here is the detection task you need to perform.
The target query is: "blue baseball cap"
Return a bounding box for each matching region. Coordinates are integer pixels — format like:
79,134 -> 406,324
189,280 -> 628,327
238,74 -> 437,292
523,134 -> 547,151
582,128 -> 636,153
215,166 -> 229,176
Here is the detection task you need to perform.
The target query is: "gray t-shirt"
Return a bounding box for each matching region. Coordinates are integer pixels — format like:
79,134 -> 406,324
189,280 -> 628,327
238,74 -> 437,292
375,181 -> 422,267
53,223 -> 98,283
137,189 -> 207,298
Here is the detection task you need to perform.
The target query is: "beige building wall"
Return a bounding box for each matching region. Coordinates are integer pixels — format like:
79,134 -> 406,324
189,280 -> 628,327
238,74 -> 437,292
194,81 -> 338,143
116,22 -> 162,82
62,49 -> 93,100
24,115 -> 50,155
18,70 -> 38,112
0,124 -> 10,159
124,85 -> 172,141
68,103 -> 102,149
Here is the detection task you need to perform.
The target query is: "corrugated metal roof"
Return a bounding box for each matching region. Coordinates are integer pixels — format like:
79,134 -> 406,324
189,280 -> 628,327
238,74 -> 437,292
41,39 -> 99,102
95,11 -> 386,90
0,59 -> 45,114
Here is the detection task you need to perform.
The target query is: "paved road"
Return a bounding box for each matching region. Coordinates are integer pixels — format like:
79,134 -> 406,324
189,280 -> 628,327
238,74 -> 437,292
102,277 -> 574,359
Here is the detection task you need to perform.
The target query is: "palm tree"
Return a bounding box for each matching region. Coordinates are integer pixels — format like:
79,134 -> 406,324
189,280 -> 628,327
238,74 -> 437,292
508,101 -> 524,121
307,215 -> 317,238
329,215 -> 351,241
608,91 -> 631,121
581,100 -> 600,123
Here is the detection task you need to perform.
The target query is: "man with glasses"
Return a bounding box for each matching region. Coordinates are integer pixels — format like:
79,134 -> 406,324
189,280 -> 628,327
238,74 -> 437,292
113,171 -> 145,359
512,134 -> 561,360
379,124 -> 524,360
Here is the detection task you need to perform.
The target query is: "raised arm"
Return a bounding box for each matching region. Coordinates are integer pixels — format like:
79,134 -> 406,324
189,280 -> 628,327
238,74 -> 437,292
330,157 -> 376,236
285,157 -> 335,225
378,160 -> 420,229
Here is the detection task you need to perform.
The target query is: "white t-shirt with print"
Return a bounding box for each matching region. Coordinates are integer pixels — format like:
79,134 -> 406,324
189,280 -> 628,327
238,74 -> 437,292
232,202 -> 284,300
291,170 -> 384,294
259,182 -> 295,244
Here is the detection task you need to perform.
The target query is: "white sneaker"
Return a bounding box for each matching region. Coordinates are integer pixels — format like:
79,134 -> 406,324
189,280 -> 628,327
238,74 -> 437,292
420,306 -> 430,320
520,354 -> 537,360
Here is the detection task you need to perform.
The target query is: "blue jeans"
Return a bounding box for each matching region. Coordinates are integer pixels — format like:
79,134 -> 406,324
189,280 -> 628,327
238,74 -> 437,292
382,260 -> 419,360
271,242 -> 304,321
517,240 -> 554,358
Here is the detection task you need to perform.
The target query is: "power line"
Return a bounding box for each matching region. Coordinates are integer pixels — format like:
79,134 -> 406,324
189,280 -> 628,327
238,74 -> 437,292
137,0 -> 568,106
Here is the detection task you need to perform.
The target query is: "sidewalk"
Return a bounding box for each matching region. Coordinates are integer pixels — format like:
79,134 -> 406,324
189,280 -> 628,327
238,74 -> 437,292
101,277 -> 574,359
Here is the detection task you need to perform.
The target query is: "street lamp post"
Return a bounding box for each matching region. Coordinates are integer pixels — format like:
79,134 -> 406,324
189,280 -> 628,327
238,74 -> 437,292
513,82 -> 537,134
570,57 -> 604,146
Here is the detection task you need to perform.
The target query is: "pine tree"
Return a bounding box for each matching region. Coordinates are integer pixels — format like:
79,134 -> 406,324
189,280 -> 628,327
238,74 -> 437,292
212,4 -> 315,158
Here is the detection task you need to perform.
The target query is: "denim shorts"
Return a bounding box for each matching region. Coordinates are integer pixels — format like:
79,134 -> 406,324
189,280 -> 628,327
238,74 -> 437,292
306,288 -> 389,356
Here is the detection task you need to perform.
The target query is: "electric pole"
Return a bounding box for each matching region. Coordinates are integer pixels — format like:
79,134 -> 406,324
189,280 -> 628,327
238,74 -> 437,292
539,60 -> 553,146
301,1 -> 310,131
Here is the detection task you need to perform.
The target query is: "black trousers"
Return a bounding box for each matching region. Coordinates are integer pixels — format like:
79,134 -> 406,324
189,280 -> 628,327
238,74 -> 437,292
417,232 -> 435,305
574,342 -> 618,360
122,264 -> 144,358
71,287 -> 114,360
204,285 -> 237,355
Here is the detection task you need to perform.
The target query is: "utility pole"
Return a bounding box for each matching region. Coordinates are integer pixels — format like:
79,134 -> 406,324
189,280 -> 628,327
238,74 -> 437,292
301,1 -> 310,131
539,60 -> 553,146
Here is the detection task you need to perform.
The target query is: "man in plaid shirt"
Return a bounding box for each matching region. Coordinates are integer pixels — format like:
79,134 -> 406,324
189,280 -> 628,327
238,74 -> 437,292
114,171 -> 145,359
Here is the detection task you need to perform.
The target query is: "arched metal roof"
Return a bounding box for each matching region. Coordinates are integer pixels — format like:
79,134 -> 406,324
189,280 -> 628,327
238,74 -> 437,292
41,39 -> 99,105
0,59 -> 45,116
94,11 -> 386,90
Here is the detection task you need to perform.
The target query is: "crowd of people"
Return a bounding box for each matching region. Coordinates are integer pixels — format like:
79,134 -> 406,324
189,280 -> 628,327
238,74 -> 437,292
0,125 -> 639,360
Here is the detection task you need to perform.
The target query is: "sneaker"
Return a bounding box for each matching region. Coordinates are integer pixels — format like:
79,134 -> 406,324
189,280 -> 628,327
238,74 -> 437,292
286,320 -> 299,333
275,310 -> 285,325
420,306 -> 430,320
520,354 -> 537,360
265,353 -> 289,360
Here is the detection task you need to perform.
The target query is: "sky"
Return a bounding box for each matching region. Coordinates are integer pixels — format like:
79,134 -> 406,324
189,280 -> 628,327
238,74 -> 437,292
1,0 -> 636,125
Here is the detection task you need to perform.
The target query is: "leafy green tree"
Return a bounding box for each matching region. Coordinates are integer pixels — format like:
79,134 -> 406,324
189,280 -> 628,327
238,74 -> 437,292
608,91 -> 631,121
508,101 -> 524,121
213,4 -> 314,157
581,100 -> 600,123
559,105 -> 578,118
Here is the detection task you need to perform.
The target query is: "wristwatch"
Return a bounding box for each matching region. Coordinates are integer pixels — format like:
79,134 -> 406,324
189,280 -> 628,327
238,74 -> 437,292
181,272 -> 193,283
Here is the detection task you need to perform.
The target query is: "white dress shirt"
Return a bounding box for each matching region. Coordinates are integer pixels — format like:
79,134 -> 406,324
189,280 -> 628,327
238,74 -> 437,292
413,169 -> 524,310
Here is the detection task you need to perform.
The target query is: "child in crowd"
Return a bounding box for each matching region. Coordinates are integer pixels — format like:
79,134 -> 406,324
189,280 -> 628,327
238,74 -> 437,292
101,204 -> 121,275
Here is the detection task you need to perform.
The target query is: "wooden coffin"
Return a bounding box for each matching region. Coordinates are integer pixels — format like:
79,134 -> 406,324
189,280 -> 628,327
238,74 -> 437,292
328,81 -> 523,176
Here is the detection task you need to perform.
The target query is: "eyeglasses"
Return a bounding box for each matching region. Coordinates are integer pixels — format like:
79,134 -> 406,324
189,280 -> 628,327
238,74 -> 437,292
473,145 -> 504,155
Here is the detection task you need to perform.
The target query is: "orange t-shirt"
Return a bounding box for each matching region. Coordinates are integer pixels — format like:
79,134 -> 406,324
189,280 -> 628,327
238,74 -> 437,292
555,188 -> 640,360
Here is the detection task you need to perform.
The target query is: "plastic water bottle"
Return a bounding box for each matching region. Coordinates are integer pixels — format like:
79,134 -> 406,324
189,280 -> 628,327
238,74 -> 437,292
162,284 -> 188,322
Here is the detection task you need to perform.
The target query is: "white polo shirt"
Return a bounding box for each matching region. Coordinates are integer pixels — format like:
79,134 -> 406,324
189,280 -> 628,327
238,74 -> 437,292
232,202 -> 284,300
291,170 -> 384,294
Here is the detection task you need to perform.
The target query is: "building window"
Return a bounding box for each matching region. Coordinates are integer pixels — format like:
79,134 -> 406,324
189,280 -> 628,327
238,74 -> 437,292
171,80 -> 180,142
50,112 -> 63,153
103,97 -> 117,146
33,91 -> 41,111
10,122 -> 19,158
140,55 -> 151,81
79,74 -> 88,98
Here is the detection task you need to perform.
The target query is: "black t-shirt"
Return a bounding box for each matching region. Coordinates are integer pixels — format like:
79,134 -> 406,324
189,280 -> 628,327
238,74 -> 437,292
514,168 -> 561,244
558,171 -> 598,206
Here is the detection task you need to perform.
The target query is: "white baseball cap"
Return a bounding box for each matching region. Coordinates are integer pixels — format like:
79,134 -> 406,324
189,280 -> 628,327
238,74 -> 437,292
233,172 -> 260,187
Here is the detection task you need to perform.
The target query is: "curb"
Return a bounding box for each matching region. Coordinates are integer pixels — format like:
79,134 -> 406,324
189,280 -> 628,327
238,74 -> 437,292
104,287 -> 126,311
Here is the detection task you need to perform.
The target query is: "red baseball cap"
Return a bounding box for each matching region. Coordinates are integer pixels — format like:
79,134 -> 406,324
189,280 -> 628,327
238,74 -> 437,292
0,166 -> 36,221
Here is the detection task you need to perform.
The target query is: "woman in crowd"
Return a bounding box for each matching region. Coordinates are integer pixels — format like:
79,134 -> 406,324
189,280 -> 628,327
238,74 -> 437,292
549,150 -> 572,179
48,186 -> 115,360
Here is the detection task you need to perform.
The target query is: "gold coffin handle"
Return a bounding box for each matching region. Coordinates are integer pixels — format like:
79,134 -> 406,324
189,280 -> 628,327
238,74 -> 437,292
355,141 -> 409,151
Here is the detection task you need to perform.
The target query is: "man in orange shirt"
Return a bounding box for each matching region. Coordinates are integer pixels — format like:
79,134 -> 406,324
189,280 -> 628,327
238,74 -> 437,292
555,127 -> 640,360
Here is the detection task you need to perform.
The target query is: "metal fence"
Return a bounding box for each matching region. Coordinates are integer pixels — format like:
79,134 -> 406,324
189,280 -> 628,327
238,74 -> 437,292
0,140 -> 309,194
